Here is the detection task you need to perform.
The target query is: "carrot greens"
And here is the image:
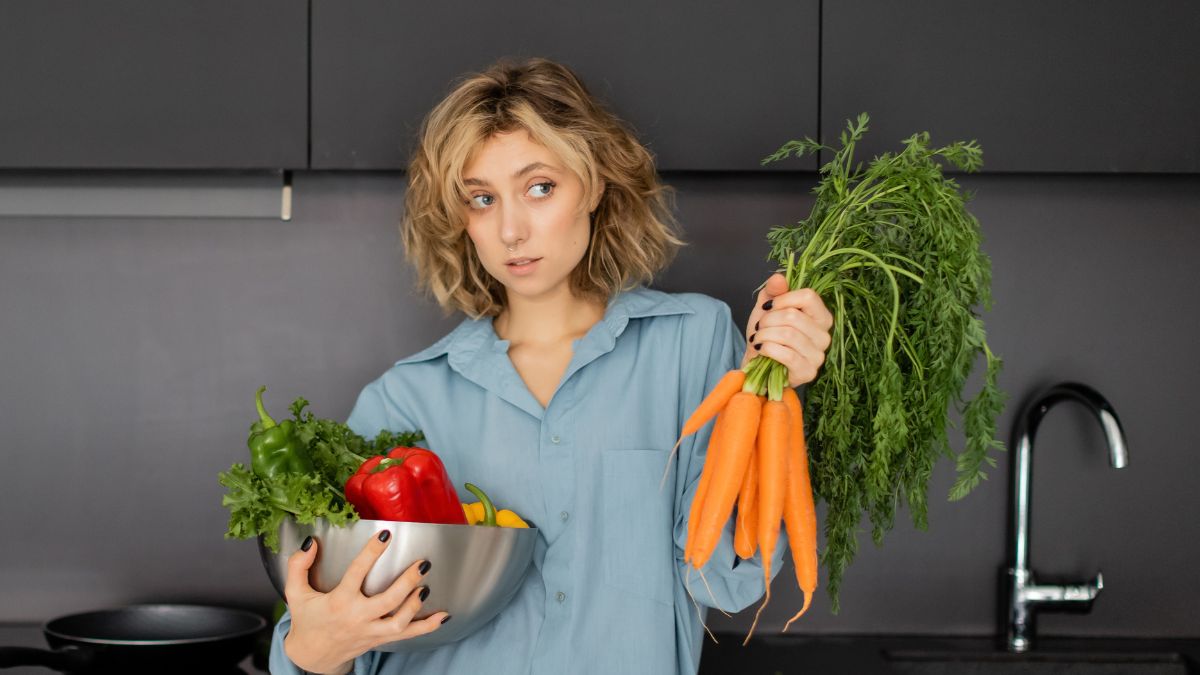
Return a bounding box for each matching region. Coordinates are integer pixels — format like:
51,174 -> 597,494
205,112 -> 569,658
750,113 -> 1005,611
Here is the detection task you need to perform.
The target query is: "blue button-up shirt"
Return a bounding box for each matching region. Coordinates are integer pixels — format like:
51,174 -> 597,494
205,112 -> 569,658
269,286 -> 788,675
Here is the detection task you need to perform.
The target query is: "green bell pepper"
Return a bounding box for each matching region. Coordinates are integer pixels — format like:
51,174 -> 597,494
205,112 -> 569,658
248,385 -> 313,478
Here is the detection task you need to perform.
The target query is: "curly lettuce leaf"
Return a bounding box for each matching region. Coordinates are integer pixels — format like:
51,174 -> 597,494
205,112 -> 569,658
219,397 -> 424,553
219,463 -> 358,553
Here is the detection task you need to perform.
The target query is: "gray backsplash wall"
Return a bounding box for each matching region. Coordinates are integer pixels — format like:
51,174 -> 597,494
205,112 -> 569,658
1,171 -> 1197,638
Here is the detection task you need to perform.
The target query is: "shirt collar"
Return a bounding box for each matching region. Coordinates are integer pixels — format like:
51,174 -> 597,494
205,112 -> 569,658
393,286 -> 694,419
395,285 -> 694,367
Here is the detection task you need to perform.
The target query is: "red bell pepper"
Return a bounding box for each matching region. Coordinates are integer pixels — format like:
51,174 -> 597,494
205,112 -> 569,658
344,447 -> 467,524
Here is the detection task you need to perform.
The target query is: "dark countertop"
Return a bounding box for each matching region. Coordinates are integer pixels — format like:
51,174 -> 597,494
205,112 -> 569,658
0,623 -> 270,675
5,623 -> 1198,674
700,634 -> 1200,675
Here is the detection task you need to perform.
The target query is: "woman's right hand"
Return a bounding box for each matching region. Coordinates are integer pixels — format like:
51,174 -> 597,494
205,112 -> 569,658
282,531 -> 449,674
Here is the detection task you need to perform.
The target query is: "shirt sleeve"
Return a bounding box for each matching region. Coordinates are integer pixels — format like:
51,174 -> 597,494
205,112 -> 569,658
345,373 -> 420,443
670,298 -> 790,614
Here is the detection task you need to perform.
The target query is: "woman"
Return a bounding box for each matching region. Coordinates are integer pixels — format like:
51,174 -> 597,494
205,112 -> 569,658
271,57 -> 832,675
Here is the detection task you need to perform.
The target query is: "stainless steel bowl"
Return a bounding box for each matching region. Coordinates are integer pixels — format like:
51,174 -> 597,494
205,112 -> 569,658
259,517 -> 537,652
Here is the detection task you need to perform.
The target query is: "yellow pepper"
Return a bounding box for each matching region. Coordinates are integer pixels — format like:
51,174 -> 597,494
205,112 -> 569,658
461,485 -> 529,528
495,509 -> 529,528
462,501 -> 485,525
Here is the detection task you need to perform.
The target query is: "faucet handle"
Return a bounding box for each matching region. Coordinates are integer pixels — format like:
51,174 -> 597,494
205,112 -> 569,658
1061,569 -> 1103,603
1019,569 -> 1104,612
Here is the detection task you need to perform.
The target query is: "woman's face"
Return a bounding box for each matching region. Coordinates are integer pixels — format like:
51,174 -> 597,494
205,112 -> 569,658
462,129 -> 593,304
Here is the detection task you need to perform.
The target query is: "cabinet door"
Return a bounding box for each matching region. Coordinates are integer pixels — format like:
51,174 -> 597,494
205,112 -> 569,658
0,1 -> 307,169
311,0 -> 819,171
822,1 -> 1200,173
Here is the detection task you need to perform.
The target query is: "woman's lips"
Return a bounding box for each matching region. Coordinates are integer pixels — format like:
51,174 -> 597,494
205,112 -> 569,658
505,257 -> 542,275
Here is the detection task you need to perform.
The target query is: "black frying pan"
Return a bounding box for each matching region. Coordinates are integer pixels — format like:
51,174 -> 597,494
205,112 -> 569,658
0,604 -> 267,673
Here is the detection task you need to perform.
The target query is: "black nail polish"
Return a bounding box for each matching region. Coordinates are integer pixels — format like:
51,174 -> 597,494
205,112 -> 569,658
419,560 -> 432,576
441,615 -> 452,624
419,587 -> 430,602
755,320 -> 760,331
754,343 -> 762,351
749,332 -> 756,343
300,536 -> 313,552
762,299 -> 774,311
378,530 -> 391,543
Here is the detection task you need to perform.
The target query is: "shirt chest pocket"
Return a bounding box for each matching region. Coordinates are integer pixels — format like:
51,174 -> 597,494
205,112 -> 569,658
599,447 -> 675,606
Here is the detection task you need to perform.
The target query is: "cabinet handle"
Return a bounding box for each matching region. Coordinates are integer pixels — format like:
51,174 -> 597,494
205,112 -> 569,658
281,170 -> 293,222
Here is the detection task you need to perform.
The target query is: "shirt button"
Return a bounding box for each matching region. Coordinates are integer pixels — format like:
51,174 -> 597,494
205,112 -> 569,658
560,511 -> 569,522
556,591 -> 566,603
551,435 -> 561,444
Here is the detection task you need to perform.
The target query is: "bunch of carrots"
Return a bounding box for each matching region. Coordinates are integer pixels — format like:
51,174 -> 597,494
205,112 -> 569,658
671,355 -> 817,644
669,115 -> 1003,644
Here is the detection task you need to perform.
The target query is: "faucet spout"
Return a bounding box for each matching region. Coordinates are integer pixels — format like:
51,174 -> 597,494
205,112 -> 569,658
1099,409 -> 1129,469
1004,382 -> 1128,653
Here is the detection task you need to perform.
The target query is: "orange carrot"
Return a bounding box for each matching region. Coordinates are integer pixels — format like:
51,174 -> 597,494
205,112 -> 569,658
681,370 -> 746,438
664,369 -> 747,489
685,408 -> 726,565
690,391 -> 763,570
733,444 -> 759,559
781,387 -> 818,630
744,398 -> 790,644
685,465 -> 712,566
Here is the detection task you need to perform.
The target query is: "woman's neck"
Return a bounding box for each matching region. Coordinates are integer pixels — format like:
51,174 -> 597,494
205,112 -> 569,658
493,285 -> 607,347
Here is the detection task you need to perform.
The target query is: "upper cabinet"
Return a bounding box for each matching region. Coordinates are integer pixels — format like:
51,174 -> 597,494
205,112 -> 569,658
5,2 -> 1194,173
0,1 -> 308,170
822,1 -> 1200,173
309,0 -> 820,171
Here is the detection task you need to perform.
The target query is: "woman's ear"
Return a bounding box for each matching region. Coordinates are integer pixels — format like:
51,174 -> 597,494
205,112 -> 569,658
589,180 -> 605,214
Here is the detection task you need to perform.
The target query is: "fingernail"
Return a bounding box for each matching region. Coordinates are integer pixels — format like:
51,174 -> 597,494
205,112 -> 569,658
419,587 -> 430,602
378,530 -> 391,543
755,320 -> 760,330
762,299 -> 773,311
749,332 -> 756,343
754,343 -> 762,351
419,560 -> 432,576
441,615 -> 452,624
300,536 -> 313,552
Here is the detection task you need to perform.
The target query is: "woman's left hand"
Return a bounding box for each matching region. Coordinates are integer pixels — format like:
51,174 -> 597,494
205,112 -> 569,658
741,273 -> 834,388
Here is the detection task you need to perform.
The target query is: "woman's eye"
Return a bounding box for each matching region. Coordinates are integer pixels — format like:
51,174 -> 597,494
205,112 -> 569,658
468,194 -> 494,209
528,181 -> 555,198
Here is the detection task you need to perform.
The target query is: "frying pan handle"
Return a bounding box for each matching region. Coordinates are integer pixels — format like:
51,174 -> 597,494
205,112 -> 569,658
0,645 -> 94,670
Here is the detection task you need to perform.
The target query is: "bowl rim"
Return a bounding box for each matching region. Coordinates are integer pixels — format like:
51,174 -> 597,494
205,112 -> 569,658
296,516 -> 539,531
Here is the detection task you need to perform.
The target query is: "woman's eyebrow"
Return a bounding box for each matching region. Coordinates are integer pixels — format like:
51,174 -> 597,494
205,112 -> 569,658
463,162 -> 559,187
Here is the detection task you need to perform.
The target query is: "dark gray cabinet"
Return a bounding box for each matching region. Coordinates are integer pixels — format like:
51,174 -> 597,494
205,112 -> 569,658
0,1 -> 308,169
822,1 -> 1200,173
310,0 -> 820,171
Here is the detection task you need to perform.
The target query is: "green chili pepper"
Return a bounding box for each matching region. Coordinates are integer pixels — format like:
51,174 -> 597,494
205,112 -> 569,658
464,483 -> 497,527
248,385 -> 314,478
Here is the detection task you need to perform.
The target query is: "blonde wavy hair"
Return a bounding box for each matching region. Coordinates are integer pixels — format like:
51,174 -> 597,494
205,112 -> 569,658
401,57 -> 685,318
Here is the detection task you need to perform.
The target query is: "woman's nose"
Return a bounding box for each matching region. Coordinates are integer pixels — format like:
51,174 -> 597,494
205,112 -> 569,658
497,201 -> 530,247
